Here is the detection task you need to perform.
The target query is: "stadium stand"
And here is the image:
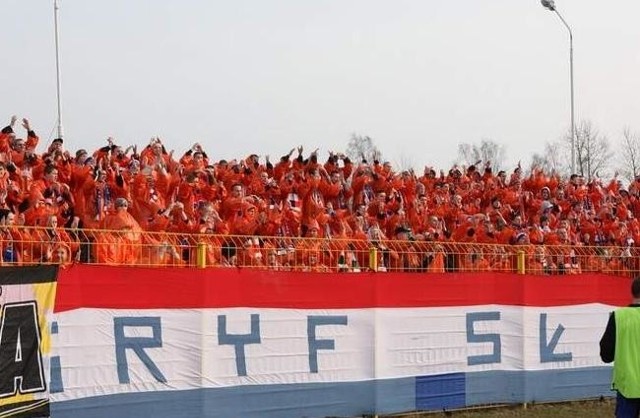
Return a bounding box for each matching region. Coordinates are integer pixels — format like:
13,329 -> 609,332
0,116 -> 638,274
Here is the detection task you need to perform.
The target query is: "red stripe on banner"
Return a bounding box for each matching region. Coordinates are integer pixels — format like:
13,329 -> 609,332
54,265 -> 631,312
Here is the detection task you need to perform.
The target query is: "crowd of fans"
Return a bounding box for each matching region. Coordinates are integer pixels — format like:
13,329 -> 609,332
1,115 -> 639,274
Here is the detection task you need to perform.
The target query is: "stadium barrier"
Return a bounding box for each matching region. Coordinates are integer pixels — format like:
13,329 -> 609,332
0,226 -> 638,275
0,265 -> 626,418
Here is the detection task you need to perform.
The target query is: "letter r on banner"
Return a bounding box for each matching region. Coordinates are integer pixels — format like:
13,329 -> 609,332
307,315 -> 348,373
218,314 -> 261,377
114,317 -> 167,384
466,311 -> 502,366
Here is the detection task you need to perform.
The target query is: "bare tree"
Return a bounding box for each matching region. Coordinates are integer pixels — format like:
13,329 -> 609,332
571,120 -> 612,179
457,139 -> 506,172
394,153 -> 416,173
345,133 -> 381,163
530,141 -> 566,175
618,127 -> 640,182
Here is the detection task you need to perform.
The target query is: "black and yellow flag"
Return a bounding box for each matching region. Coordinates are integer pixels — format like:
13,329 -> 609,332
0,266 -> 57,418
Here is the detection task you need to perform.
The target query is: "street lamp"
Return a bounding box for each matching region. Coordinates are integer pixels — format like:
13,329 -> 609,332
541,0 -> 575,174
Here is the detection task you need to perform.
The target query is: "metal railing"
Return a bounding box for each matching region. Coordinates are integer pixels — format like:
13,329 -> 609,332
0,226 -> 636,276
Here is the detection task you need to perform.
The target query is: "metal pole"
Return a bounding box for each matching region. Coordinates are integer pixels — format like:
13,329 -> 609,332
517,250 -> 525,275
554,9 -> 575,174
53,0 -> 64,139
570,35 -> 575,175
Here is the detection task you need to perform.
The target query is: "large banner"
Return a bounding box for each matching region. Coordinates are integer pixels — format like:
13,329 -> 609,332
46,267 -> 628,418
0,266 -> 57,418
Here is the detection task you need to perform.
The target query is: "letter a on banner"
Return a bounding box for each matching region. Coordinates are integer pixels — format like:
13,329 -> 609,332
0,266 -> 57,418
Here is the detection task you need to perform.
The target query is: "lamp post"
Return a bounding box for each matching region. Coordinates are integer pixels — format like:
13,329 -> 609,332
541,0 -> 575,174
53,0 -> 64,140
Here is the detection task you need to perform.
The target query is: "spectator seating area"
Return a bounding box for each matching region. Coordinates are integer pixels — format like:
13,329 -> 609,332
1,116 -> 638,274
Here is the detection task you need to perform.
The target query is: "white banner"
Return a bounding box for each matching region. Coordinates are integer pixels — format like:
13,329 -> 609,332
50,304 -> 613,403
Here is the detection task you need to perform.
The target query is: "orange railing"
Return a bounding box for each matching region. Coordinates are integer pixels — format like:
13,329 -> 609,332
0,226 -> 637,276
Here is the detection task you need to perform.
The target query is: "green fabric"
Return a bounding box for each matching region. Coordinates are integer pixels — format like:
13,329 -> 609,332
613,307 -> 640,398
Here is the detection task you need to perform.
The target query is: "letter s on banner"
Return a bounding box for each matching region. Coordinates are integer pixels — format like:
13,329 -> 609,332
466,311 -> 502,366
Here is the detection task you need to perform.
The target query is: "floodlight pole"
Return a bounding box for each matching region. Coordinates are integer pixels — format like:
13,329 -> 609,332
54,0 -> 64,139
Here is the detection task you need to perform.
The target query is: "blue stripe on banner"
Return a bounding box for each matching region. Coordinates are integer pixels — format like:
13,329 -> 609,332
374,377 -> 416,415
50,367 -> 614,418
51,379 -> 416,418
465,366 -> 613,405
416,373 -> 465,410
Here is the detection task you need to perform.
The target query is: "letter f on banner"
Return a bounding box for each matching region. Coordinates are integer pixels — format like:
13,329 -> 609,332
307,315 -> 348,373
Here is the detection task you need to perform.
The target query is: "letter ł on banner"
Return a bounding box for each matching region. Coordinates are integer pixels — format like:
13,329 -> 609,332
307,315 -> 348,373
114,317 -> 167,384
539,313 -> 573,363
466,311 -> 502,366
0,266 -> 57,418
217,314 -> 261,377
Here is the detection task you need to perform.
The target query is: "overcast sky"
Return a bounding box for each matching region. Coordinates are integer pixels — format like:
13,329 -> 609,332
1,0 -> 639,172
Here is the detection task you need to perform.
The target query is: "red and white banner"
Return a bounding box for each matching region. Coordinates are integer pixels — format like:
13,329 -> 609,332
43,266 -> 629,418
